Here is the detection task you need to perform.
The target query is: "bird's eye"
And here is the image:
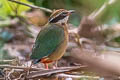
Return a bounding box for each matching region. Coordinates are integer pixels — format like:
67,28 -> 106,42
62,12 -> 68,16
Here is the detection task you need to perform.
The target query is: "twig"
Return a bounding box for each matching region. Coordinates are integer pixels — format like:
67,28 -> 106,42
0,65 -> 44,71
27,66 -> 84,79
0,60 -> 13,63
7,69 -> 15,80
57,73 -> 100,79
8,0 -> 52,13
15,73 -> 25,80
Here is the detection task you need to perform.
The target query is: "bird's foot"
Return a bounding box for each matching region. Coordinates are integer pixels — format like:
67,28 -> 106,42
52,61 -> 58,69
44,63 -> 49,69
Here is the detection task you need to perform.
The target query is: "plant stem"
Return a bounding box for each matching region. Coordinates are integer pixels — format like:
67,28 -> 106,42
8,0 -> 52,13
0,65 -> 44,71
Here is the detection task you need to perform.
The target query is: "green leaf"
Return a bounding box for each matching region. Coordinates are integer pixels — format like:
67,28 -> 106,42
0,0 -> 13,19
0,0 -> 32,19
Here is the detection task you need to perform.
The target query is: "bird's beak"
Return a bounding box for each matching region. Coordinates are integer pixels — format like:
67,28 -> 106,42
68,10 -> 75,14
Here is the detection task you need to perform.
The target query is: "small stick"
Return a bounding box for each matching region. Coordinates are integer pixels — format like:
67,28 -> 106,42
0,60 -> 13,63
6,69 -> 15,80
0,65 -> 44,71
57,73 -> 100,79
27,66 -> 84,79
8,0 -> 52,13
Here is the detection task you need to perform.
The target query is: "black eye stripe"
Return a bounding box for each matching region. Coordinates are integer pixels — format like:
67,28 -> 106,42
50,14 -> 66,23
49,12 -> 68,23
62,12 -> 68,15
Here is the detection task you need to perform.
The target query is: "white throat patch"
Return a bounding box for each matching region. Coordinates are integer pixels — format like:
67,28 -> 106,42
56,16 -> 69,25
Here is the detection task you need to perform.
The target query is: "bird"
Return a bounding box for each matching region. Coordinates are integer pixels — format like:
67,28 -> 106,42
30,9 -> 74,69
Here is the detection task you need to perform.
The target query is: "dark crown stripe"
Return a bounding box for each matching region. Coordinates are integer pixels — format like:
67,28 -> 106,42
49,12 -> 68,23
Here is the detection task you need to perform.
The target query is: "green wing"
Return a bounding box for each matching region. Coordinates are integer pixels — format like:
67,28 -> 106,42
31,24 -> 65,62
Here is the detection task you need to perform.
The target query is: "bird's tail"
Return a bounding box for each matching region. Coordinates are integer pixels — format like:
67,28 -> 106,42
32,59 -> 41,64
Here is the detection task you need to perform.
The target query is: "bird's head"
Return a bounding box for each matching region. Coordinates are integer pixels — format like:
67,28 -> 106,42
48,9 -> 74,25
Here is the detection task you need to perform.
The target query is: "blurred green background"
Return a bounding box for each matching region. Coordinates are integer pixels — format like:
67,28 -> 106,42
0,0 -> 120,26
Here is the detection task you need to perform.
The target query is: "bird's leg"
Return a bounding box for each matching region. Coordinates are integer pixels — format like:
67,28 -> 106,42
52,61 -> 58,69
44,63 -> 48,69
54,61 -> 58,68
